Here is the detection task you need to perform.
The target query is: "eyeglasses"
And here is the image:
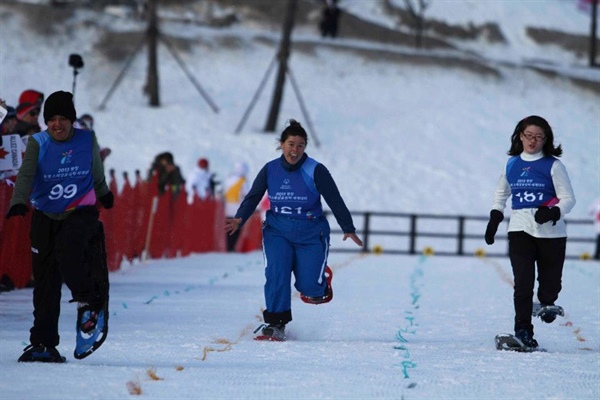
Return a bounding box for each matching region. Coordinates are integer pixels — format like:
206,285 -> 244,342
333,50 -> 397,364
28,110 -> 40,117
522,132 -> 546,142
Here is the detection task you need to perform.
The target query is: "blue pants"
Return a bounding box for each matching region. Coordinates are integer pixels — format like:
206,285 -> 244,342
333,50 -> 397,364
262,212 -> 330,319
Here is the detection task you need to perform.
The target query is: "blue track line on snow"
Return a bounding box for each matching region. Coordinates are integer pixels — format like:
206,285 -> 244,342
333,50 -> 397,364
394,255 -> 427,380
117,259 -> 263,313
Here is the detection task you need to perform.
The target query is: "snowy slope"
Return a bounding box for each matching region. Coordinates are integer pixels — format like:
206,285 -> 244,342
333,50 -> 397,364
1,252 -> 599,399
1,0 -> 598,220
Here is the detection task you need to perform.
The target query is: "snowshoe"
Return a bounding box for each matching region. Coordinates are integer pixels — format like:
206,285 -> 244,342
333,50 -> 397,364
495,333 -> 546,353
532,302 -> 564,324
74,221 -> 109,359
300,266 -> 333,305
18,344 -> 66,363
74,303 -> 108,359
254,324 -> 286,342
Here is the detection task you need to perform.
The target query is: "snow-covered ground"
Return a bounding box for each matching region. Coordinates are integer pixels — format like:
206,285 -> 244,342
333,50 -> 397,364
0,1 -> 599,398
1,252 -> 599,399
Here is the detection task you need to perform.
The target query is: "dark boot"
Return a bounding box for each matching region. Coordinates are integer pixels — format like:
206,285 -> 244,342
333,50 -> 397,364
515,328 -> 538,348
18,344 -> 66,363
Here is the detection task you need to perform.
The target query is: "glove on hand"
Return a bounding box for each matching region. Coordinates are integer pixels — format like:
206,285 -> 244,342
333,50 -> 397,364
484,209 -> 504,245
98,191 -> 114,210
5,203 -> 29,219
535,206 -> 560,225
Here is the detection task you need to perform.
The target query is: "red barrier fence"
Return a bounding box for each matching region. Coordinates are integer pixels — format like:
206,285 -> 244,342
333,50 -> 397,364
0,171 -> 262,289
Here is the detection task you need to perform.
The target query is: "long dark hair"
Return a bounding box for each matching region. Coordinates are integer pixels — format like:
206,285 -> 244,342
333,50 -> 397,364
277,119 -> 308,150
507,115 -> 562,157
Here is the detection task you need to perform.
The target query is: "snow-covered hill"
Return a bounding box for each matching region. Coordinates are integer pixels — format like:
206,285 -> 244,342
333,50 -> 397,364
1,0 -> 599,220
0,3 -> 599,399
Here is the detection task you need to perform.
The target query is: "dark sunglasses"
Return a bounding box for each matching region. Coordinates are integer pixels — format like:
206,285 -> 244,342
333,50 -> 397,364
28,109 -> 40,117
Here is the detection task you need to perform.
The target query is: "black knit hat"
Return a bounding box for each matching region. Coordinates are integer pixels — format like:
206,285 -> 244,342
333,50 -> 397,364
43,91 -> 76,123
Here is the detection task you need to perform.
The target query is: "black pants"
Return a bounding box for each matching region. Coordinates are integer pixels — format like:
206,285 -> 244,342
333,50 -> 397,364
29,207 -> 101,347
508,231 -> 566,334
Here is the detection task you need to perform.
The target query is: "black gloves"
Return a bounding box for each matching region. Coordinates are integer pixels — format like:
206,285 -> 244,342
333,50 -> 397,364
484,209 -> 504,245
535,206 -> 560,225
5,204 -> 29,219
98,191 -> 114,209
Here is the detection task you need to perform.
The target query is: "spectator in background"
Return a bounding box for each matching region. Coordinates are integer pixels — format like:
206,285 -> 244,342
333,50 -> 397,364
484,115 -> 576,350
76,113 -> 94,131
185,157 -> 218,203
589,198 -> 600,260
18,89 -> 44,110
1,100 -> 22,181
148,151 -> 185,195
148,152 -> 164,181
1,104 -> 18,136
5,90 -> 114,362
319,0 -> 341,38
14,89 -> 44,136
223,160 -> 250,252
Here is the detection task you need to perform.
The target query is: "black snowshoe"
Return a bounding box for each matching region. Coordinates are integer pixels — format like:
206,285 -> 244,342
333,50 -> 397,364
532,302 -> 564,324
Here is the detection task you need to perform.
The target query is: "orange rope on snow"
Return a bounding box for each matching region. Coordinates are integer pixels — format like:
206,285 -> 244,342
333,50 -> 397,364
202,254 -> 367,360
200,322 -> 259,361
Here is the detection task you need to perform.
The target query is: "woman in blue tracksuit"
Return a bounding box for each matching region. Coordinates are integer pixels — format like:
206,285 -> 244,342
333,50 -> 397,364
224,119 -> 363,341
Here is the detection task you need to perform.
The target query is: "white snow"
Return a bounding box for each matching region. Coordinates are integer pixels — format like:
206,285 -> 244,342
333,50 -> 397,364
1,253 -> 599,399
1,0 -> 599,399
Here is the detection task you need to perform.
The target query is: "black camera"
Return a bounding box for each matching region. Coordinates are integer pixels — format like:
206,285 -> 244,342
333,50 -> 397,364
69,54 -> 84,69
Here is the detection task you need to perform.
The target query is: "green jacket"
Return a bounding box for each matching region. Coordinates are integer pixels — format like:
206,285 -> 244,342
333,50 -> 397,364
10,128 -> 110,220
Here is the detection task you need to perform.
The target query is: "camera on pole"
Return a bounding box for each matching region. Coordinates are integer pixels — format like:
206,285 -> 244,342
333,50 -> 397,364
69,53 -> 84,100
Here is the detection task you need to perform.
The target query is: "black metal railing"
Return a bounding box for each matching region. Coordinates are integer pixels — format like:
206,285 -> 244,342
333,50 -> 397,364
324,211 -> 596,260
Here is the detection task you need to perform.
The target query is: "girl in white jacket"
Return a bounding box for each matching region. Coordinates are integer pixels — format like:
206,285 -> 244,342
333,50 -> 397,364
485,115 -> 576,349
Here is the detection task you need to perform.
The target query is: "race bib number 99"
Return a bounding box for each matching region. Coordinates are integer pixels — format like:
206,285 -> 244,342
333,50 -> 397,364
49,183 -> 78,200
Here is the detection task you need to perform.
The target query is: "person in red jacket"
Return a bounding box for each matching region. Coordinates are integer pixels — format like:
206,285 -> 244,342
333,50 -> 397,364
14,89 -> 44,136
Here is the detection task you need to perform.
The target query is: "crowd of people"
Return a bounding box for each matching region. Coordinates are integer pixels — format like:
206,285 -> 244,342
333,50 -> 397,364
146,151 -> 259,253
1,90 -> 111,182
